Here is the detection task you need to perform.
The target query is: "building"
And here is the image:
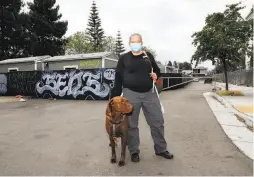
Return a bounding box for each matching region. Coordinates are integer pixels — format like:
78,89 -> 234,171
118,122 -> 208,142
245,7 -> 253,70
42,52 -> 118,71
0,55 -> 50,73
157,63 -> 176,73
192,66 -> 208,77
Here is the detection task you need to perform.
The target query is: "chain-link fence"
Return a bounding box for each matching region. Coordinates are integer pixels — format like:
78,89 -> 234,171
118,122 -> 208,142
213,69 -> 253,87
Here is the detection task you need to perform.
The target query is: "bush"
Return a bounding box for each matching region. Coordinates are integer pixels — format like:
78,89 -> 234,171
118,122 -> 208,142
216,90 -> 244,96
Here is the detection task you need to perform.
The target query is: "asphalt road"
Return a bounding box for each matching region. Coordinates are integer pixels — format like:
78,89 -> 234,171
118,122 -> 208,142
0,82 -> 253,176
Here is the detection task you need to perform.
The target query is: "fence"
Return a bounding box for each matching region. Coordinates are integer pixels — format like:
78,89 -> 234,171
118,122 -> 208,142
213,69 -> 253,87
0,69 -> 192,100
161,73 -> 192,90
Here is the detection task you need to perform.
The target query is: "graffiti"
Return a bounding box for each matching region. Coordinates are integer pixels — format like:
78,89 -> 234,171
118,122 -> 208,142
103,69 -> 115,80
7,72 -> 40,95
80,60 -> 101,68
0,74 -> 7,95
36,69 -> 114,99
0,69 -> 192,100
104,69 -> 115,89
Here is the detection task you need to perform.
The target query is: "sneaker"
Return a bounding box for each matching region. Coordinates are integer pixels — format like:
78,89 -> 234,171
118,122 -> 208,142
156,151 -> 174,159
131,153 -> 140,162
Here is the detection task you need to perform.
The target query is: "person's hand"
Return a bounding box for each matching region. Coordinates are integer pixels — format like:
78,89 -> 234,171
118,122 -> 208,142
150,72 -> 157,81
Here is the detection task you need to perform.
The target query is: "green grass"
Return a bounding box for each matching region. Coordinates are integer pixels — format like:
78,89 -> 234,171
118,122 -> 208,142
216,90 -> 244,96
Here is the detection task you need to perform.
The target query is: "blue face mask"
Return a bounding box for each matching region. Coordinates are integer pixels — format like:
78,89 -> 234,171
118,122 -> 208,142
130,43 -> 142,52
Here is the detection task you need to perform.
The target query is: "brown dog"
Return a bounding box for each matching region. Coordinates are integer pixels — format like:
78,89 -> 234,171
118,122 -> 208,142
105,96 -> 133,166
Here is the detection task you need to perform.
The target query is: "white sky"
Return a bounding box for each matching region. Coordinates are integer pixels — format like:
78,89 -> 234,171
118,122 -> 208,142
23,0 -> 253,70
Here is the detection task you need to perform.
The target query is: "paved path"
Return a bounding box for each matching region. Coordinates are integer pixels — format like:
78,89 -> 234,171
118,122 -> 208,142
0,83 -> 252,176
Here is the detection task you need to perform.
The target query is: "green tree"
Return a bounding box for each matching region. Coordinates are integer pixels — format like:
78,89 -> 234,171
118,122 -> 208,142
167,60 -> 173,66
27,0 -> 68,56
65,31 -> 115,54
143,46 -> 156,58
0,0 -> 26,60
191,2 -> 253,90
178,61 -> 192,70
65,31 -> 93,54
103,36 -> 116,52
86,1 -> 105,52
115,30 -> 125,57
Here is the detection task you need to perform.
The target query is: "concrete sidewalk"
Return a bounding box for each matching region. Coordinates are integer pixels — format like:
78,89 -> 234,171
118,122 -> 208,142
204,92 -> 253,160
214,82 -> 253,118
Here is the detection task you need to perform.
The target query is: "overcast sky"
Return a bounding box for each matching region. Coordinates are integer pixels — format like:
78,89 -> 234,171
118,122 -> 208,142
24,0 -> 253,70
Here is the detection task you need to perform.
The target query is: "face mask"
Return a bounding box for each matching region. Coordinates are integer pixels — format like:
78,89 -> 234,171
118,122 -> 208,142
130,43 -> 142,52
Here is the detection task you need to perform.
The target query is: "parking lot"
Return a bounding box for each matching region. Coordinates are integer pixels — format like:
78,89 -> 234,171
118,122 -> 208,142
0,83 -> 253,176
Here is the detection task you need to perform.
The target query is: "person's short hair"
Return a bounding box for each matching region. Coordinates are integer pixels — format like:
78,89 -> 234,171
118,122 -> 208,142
129,33 -> 143,43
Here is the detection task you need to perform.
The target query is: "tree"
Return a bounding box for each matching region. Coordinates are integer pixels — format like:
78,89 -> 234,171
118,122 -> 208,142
27,0 -> 68,56
115,30 -> 125,57
143,46 -> 156,58
65,31 -> 93,55
86,1 -> 105,52
173,61 -> 178,68
167,60 -> 173,66
178,61 -> 192,70
0,0 -> 26,60
65,32 -> 116,54
103,36 -> 116,52
191,2 -> 253,90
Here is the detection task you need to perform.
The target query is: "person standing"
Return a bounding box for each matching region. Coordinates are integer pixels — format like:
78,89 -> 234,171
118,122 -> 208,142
110,33 -> 174,162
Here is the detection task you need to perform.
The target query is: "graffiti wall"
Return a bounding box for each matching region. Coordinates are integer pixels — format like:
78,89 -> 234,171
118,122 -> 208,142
0,74 -> 7,95
7,71 -> 41,96
2,69 -> 115,100
1,68 -> 191,100
36,69 -> 115,100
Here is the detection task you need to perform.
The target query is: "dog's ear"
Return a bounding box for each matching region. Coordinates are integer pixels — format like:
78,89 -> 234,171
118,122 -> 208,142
124,104 -> 134,116
108,99 -> 114,113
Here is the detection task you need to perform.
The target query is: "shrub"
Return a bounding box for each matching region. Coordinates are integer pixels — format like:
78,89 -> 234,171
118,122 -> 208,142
216,90 -> 244,96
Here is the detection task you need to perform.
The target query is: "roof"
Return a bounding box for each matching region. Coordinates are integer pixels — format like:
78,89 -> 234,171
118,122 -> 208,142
0,55 -> 51,64
44,52 -> 112,62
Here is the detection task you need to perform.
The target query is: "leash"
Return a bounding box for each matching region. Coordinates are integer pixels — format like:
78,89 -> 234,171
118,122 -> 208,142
143,51 -> 165,114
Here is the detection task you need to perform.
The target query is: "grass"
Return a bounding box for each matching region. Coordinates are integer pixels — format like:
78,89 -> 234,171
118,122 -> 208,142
216,90 -> 244,96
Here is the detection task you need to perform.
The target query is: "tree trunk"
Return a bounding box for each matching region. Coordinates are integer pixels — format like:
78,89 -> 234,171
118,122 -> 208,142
222,58 -> 229,90
0,5 -> 4,61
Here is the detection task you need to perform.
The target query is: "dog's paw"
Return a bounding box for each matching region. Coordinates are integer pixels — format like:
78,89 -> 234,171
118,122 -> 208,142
110,158 -> 117,164
118,161 -> 125,166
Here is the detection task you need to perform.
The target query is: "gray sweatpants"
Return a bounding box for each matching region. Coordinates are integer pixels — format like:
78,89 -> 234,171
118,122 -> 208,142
122,88 -> 168,155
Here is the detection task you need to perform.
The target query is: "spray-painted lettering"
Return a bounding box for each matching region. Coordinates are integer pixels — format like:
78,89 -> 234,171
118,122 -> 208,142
36,70 -> 113,99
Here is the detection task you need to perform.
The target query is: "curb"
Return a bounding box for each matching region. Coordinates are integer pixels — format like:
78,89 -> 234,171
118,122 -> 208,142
204,92 -> 253,160
211,93 -> 253,128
